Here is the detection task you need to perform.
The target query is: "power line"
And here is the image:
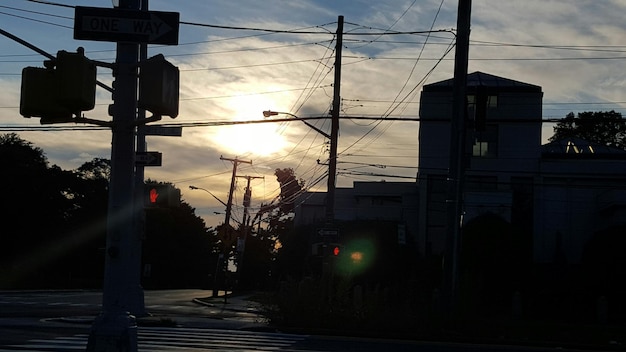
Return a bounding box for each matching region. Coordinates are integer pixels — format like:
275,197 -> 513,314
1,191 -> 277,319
0,5 -> 71,20
4,114 -> 625,132
0,9 -> 71,29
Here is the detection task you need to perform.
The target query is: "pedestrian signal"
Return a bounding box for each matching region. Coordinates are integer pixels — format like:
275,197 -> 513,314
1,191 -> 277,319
145,183 -> 180,208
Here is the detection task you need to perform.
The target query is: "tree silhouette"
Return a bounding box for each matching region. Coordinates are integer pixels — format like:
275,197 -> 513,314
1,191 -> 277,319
0,133 -> 215,289
0,133 -> 75,287
550,111 -> 626,150
274,167 -> 304,214
142,181 -> 218,289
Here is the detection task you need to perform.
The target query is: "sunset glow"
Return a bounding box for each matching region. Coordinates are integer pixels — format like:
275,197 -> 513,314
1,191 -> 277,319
212,95 -> 289,156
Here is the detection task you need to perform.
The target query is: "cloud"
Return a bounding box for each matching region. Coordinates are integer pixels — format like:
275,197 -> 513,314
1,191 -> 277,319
2,1 -> 625,227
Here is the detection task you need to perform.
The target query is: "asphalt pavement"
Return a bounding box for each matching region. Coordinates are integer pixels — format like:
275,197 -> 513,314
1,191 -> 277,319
42,291 -> 625,351
147,291 -> 273,331
44,291 -> 271,332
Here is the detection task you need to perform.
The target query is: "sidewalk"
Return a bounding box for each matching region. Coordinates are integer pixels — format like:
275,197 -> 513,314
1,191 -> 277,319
136,291 -> 273,331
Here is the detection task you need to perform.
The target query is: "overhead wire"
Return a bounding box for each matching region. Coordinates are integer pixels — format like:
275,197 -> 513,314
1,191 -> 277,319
349,0 -> 447,157
339,42 -> 455,157
336,0 -> 451,162
5,0 -> 625,191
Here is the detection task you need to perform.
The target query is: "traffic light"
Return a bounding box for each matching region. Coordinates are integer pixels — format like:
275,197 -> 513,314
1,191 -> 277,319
56,49 -> 97,112
145,183 -> 180,208
20,66 -> 72,121
138,54 -> 179,118
311,242 -> 343,257
19,48 -> 96,123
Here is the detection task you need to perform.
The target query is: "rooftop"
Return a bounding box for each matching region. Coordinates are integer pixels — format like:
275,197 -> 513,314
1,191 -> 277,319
542,137 -> 626,159
423,71 -> 542,93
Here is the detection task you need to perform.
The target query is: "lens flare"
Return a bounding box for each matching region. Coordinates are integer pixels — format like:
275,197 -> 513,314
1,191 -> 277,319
335,238 -> 375,276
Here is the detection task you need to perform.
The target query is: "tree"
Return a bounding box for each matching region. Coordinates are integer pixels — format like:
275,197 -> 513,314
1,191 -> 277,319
0,133 -> 77,287
239,168 -> 306,287
274,168 -> 305,214
0,133 -> 215,289
142,181 -> 217,289
58,158 -> 111,287
549,111 -> 626,150
265,168 -> 308,283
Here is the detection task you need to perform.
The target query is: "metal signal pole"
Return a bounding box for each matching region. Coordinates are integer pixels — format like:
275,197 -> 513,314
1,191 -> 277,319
87,0 -> 141,350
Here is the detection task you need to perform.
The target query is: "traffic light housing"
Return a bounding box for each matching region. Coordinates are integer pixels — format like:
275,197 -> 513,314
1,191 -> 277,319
139,54 -> 179,118
145,183 -> 181,208
20,67 -> 72,121
19,48 -> 96,123
311,242 -> 343,257
56,49 -> 97,112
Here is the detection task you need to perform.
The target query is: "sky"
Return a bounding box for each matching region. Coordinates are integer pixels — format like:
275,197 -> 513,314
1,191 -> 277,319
1,0 -> 625,228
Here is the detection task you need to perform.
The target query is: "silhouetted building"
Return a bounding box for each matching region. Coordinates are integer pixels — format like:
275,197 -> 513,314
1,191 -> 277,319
294,181 -> 418,244
294,71 -> 626,265
418,71 -> 543,258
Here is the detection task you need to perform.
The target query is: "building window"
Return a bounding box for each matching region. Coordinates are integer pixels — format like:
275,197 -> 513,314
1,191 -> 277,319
467,94 -> 498,108
468,93 -> 498,131
472,125 -> 498,157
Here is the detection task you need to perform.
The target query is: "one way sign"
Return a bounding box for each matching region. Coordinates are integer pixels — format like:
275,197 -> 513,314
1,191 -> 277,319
136,151 -> 162,166
74,6 -> 179,45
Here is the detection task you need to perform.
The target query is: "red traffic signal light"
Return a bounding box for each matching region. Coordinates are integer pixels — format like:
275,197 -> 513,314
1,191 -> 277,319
311,242 -> 343,256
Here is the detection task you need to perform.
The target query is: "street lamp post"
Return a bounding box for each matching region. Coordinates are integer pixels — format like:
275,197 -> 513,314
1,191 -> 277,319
263,110 -> 336,223
189,185 -> 227,298
263,110 -> 330,139
189,185 -> 227,207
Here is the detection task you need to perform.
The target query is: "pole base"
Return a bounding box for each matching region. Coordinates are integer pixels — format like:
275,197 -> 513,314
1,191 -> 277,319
86,312 -> 138,352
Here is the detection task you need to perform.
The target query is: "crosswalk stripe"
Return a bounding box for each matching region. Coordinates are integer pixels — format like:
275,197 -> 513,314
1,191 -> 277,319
2,327 -> 308,351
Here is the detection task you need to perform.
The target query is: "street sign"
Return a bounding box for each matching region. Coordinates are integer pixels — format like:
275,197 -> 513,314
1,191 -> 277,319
74,6 -> 179,45
318,228 -> 339,236
142,125 -> 182,137
136,151 -> 162,166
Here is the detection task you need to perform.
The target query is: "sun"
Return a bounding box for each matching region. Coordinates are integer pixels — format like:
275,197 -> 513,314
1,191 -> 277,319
214,123 -> 288,156
213,96 -> 289,156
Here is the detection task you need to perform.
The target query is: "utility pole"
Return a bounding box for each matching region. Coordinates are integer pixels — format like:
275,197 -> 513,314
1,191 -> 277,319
443,0 -> 472,323
237,175 -> 265,229
221,156 -> 252,227
235,175 -> 264,278
87,0 -> 141,350
218,156 -> 251,298
326,15 -> 343,224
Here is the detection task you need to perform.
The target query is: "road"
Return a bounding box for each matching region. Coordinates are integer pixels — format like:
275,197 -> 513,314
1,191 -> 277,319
0,290 -> 610,351
0,289 -> 259,347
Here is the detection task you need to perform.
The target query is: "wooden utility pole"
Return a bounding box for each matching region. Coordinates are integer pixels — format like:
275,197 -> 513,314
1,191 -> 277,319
237,175 -> 265,229
220,156 -> 252,227
235,175 -> 263,278
444,0 -> 472,321
326,15 -> 343,224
